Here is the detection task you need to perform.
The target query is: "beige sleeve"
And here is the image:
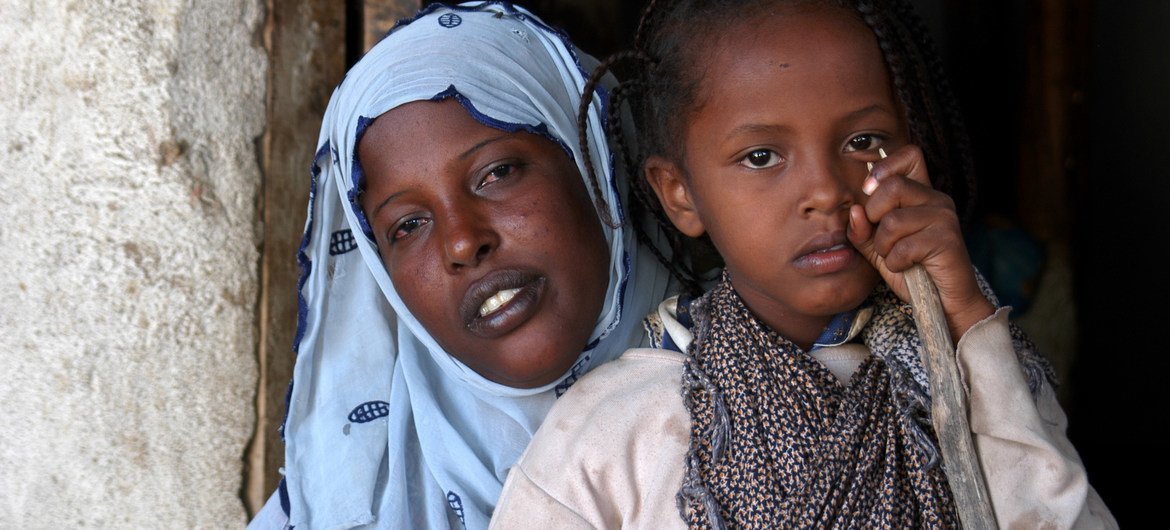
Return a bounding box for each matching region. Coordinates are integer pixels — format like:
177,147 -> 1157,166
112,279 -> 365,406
489,348 -> 690,530
491,466 -> 596,530
956,308 -> 1118,529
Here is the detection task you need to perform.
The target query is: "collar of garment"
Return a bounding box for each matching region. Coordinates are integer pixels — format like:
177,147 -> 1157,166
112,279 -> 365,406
649,293 -> 874,353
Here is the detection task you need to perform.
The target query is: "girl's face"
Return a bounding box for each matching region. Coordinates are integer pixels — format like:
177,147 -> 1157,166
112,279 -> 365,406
647,5 -> 906,349
358,99 -> 610,388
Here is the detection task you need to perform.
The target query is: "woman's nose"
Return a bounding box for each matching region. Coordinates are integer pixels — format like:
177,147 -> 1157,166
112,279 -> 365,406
441,206 -> 498,271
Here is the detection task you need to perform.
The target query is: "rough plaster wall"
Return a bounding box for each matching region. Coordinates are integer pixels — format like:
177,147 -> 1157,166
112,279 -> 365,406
0,1 -> 266,527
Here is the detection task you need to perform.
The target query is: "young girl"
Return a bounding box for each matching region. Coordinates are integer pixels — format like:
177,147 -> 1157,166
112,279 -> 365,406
490,0 -> 1116,528
247,2 -> 673,529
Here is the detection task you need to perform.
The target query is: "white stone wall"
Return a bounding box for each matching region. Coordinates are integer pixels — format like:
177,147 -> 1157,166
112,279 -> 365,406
0,1 -> 266,527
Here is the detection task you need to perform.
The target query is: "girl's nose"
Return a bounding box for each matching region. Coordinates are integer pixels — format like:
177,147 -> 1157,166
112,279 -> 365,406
441,207 -> 498,271
799,158 -> 858,216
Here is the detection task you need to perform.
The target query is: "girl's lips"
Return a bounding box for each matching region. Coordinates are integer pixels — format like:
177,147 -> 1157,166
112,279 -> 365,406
462,271 -> 547,339
792,243 -> 859,274
792,230 -> 858,274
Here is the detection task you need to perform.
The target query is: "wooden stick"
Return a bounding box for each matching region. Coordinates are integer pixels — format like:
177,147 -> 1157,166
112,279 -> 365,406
904,265 -> 998,529
870,148 -> 996,527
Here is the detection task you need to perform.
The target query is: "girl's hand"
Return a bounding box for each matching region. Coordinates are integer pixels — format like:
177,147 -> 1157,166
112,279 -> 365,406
847,145 -> 994,341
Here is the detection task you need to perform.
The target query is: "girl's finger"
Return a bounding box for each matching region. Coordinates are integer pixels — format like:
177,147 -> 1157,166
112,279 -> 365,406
861,174 -> 954,226
848,203 -> 875,246
865,144 -> 931,189
872,216 -> 963,272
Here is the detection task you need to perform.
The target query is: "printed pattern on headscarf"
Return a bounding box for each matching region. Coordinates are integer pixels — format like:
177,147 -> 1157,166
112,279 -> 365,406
279,2 -> 672,529
677,270 -> 1053,529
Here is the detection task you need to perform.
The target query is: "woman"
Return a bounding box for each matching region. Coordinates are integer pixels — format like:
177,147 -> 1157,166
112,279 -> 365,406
248,2 -> 673,528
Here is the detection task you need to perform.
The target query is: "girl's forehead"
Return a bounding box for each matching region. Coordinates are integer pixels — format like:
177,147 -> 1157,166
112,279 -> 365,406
697,7 -> 881,89
684,5 -> 868,73
679,6 -> 897,146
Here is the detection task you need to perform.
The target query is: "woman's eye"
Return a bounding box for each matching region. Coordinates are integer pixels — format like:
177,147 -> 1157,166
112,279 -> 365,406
477,163 -> 517,189
845,134 -> 882,153
738,149 -> 781,169
391,217 -> 430,242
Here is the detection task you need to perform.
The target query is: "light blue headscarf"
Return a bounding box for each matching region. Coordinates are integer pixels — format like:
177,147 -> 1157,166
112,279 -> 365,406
279,2 -> 672,528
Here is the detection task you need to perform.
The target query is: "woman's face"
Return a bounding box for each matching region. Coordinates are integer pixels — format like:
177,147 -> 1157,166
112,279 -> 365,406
358,98 -> 611,388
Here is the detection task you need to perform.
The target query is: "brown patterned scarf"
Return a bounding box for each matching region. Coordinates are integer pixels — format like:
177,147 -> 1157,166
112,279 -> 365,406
678,271 -> 1052,529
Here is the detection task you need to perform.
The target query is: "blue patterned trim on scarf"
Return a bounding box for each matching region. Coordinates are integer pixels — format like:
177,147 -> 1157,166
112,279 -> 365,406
282,141 -> 332,443
586,249 -> 631,351
348,116 -> 377,242
278,477 -> 291,518
293,141 -> 331,355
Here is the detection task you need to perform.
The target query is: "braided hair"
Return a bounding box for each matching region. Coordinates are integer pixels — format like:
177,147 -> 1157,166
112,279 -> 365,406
576,0 -> 978,295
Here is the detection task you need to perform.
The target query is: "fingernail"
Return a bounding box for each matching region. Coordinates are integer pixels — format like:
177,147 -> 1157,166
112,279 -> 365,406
863,176 -> 878,195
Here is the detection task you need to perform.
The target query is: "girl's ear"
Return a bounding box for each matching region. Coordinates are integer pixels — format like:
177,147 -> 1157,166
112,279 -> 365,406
644,155 -> 705,238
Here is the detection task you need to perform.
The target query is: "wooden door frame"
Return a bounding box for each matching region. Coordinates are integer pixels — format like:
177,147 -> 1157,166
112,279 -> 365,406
247,0 -> 418,516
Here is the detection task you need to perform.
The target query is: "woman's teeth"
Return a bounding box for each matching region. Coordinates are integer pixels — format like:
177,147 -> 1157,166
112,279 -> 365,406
479,287 -> 521,317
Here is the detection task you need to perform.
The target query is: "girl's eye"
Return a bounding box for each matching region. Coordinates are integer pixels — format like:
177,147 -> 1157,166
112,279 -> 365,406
391,217 -> 430,243
477,163 -> 517,190
738,149 -> 781,169
845,134 -> 882,153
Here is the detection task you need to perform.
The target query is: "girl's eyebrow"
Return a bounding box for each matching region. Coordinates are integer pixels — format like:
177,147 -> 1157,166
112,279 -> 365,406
727,104 -> 894,138
841,104 -> 892,122
727,122 -> 793,138
372,134 -> 513,216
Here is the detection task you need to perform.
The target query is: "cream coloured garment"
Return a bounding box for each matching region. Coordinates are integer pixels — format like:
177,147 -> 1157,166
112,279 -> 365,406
489,303 -> 1117,529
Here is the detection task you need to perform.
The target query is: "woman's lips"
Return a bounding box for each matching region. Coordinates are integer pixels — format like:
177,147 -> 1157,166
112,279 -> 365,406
461,271 -> 547,338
